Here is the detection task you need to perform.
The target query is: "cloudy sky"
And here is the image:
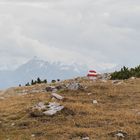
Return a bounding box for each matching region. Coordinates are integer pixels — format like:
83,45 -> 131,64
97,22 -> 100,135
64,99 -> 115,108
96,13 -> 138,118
0,0 -> 140,70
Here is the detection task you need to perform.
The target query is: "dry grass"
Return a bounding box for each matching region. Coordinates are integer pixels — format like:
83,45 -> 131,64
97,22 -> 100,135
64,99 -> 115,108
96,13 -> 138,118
0,78 -> 140,140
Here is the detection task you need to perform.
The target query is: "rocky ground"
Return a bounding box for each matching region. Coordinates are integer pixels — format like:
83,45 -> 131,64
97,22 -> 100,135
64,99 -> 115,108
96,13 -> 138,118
0,77 -> 140,140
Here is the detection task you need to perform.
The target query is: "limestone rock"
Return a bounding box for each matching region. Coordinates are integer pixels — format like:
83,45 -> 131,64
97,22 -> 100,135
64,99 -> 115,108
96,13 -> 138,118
82,136 -> 90,140
109,130 -> 128,138
66,82 -> 83,90
51,93 -> 64,100
112,80 -> 123,85
93,100 -> 98,104
34,102 -> 46,111
45,86 -> 57,92
43,102 -> 64,116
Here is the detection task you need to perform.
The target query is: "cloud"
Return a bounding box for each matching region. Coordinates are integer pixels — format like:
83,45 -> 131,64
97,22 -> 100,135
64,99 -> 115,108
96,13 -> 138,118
0,0 -> 139,70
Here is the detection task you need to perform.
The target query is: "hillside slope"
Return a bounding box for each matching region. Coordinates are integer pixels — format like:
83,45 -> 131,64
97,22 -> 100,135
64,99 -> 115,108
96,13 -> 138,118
0,78 -> 140,140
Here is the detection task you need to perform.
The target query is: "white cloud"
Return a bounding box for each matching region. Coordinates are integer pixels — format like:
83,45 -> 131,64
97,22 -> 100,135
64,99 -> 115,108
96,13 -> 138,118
0,0 -> 139,70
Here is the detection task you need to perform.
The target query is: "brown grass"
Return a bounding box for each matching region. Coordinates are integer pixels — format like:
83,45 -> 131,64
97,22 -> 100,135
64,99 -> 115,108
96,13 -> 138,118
0,78 -> 140,140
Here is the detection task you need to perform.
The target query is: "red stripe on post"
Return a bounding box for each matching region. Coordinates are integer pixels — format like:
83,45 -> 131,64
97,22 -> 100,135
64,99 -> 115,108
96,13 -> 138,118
89,70 -> 97,73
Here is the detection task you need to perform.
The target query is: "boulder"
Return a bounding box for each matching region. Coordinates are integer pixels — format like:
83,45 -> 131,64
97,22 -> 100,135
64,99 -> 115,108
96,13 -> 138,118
66,82 -> 84,90
112,80 -> 123,85
43,109 -> 57,116
87,93 -> 92,96
93,100 -> 98,104
51,93 -> 64,100
55,85 -> 65,90
109,130 -> 128,138
82,137 -> 90,140
31,101 -> 64,117
33,102 -> 47,111
31,132 -> 45,137
98,73 -> 111,80
130,77 -> 136,80
45,86 -> 57,92
43,102 -> 64,116
11,123 -> 15,126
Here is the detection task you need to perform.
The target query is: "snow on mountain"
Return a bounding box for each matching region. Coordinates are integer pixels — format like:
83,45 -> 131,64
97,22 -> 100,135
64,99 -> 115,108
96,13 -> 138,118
0,57 -> 88,89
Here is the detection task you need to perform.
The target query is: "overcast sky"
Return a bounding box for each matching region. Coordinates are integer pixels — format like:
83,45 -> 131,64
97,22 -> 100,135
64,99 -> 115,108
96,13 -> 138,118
0,0 -> 140,70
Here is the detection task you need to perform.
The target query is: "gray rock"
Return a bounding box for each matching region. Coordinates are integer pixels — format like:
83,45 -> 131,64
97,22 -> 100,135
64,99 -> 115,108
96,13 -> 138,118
51,93 -> 64,100
82,137 -> 90,140
93,100 -> 98,104
116,133 -> 125,138
45,86 -> 56,92
43,102 -> 64,116
112,80 -> 123,85
87,93 -> 92,96
130,77 -> 136,80
11,123 -> 15,126
43,110 -> 57,116
32,101 -> 64,116
109,130 -> 128,138
66,82 -> 83,90
34,102 -> 47,111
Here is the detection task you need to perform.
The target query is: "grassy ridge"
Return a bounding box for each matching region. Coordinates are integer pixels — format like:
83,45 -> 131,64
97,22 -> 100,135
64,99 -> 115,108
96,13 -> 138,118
0,78 -> 140,140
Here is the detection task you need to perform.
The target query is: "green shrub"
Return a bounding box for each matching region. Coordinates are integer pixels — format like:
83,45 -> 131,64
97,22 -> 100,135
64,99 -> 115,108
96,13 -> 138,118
111,65 -> 140,80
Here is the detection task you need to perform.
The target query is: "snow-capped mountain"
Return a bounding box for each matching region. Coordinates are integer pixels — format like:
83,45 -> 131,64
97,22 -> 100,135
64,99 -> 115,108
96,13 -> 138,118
0,57 -> 88,89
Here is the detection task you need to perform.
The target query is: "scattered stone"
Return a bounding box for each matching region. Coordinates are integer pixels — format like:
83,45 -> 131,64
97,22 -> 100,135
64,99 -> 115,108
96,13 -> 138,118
31,132 -> 45,137
31,134 -> 35,137
116,132 -> 125,138
43,102 -> 64,116
11,123 -> 15,126
112,80 -> 123,85
55,85 -> 65,90
109,130 -> 128,138
43,109 -> 57,116
66,82 -> 84,90
93,100 -> 98,104
33,102 -> 47,111
82,136 -> 90,140
45,86 -> 57,92
87,93 -> 92,96
130,77 -> 136,80
51,93 -> 64,100
99,73 -> 111,80
52,88 -> 58,92
31,101 -> 64,117
85,86 -> 88,89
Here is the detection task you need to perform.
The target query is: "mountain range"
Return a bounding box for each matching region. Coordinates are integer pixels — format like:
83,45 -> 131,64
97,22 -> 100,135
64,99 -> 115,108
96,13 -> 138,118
0,57 -> 88,89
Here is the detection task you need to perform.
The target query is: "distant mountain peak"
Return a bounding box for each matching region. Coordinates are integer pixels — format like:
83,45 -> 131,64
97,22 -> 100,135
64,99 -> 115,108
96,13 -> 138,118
0,58 -> 88,89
